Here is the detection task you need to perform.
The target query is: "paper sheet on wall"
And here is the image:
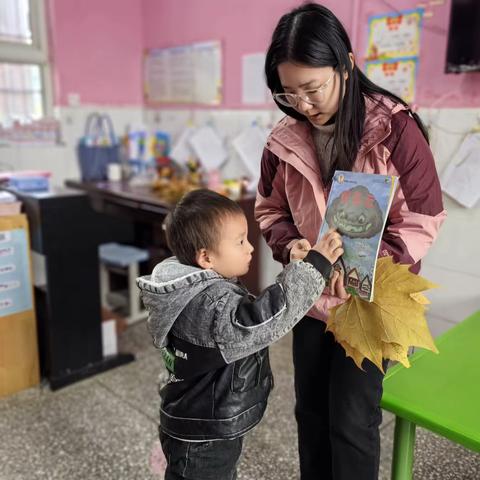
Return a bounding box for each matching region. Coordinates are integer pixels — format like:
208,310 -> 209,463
441,133 -> 480,208
188,126 -> 227,171
232,124 -> 270,189
366,57 -> 417,103
170,126 -> 197,164
242,53 -> 270,105
367,8 -> 423,60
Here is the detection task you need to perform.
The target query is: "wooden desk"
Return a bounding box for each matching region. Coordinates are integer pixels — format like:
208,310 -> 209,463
65,180 -> 262,295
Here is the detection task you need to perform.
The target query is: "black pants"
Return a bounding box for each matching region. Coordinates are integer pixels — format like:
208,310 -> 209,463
160,430 -> 243,480
292,316 -> 387,480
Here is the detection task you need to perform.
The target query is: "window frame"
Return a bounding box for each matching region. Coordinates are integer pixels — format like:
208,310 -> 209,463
0,0 -> 53,120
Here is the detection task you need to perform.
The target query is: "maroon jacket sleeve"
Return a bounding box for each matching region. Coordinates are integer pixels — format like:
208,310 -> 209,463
379,111 -> 446,272
255,148 -> 301,264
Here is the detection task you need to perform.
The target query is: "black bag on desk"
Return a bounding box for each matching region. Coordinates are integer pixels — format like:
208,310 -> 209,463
77,113 -> 120,181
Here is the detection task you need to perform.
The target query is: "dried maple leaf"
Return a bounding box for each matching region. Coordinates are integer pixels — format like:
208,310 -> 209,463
326,256 -> 439,373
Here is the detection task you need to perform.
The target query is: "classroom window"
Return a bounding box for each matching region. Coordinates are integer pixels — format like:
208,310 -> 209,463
0,0 -> 52,127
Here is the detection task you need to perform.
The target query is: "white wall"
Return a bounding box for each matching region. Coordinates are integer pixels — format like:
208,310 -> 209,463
417,108 -> 480,335
142,108 -> 286,290
0,106 -> 144,187
142,107 -> 480,338
1,106 -> 479,337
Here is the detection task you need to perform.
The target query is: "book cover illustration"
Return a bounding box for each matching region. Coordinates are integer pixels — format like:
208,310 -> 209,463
318,171 -> 398,302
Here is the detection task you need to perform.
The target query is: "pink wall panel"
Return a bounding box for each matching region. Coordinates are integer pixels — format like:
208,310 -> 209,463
141,0 -> 354,108
142,0 -> 480,108
47,0 -> 479,108
48,0 -> 144,106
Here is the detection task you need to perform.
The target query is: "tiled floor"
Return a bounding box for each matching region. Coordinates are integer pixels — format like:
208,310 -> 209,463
1,322 -> 479,479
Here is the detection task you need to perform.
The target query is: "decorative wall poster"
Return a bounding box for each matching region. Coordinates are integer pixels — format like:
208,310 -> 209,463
366,8 -> 424,60
144,41 -> 222,105
365,57 -> 417,103
0,216 -> 33,317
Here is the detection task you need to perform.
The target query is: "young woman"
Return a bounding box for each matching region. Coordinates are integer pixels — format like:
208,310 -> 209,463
255,4 -> 446,479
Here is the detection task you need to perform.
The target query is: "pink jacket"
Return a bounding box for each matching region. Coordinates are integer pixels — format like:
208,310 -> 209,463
255,94 -> 447,321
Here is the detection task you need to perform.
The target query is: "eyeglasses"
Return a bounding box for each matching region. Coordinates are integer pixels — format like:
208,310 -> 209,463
273,71 -> 336,108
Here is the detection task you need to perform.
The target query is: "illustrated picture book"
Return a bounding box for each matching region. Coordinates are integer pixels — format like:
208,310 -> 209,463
318,170 -> 398,301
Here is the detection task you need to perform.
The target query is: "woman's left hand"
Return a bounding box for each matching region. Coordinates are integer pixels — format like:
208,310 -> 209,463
329,270 -> 350,299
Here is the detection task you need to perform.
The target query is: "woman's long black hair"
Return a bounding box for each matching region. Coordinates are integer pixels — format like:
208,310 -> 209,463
265,2 -> 429,173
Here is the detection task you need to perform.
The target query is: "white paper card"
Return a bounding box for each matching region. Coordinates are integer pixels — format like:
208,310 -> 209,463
232,124 -> 270,189
102,319 -> 118,357
170,127 -> 197,164
441,133 -> 480,208
188,126 -> 228,171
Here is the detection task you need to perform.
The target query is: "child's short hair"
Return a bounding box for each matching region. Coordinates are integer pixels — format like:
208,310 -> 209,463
164,189 -> 244,266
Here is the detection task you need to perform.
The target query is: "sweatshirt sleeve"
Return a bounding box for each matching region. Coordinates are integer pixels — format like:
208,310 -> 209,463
213,250 -> 331,363
255,147 -> 302,264
379,111 -> 446,272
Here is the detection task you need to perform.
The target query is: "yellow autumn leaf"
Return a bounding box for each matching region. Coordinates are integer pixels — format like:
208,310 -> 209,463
326,297 -> 384,369
326,256 -> 439,373
382,342 -> 410,368
410,292 -> 431,305
340,339 -> 365,369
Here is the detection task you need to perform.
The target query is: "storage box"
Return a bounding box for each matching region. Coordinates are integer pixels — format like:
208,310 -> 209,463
9,175 -> 50,192
0,202 -> 21,216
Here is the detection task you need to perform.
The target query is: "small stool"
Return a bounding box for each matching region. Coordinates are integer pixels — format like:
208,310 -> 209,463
99,242 -> 149,325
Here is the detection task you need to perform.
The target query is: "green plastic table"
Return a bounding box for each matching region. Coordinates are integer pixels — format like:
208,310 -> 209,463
381,310 -> 480,480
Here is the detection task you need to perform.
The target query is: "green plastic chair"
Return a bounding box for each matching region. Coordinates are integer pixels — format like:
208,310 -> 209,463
381,310 -> 480,479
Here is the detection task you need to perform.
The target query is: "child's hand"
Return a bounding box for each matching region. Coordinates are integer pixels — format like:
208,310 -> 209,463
290,238 -> 312,261
312,228 -> 343,264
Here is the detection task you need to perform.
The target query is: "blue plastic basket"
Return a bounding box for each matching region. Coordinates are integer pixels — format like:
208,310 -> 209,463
77,113 -> 119,182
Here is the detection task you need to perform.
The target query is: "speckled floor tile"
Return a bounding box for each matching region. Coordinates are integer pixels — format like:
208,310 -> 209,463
239,366 -> 300,479
239,333 -> 396,480
1,326 -> 479,479
413,427 -> 480,479
118,319 -> 156,359
0,379 -> 158,479
377,417 -> 480,479
95,350 -> 167,422
379,419 -> 395,480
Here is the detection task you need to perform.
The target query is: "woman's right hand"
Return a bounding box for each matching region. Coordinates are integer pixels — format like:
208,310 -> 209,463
289,238 -> 312,261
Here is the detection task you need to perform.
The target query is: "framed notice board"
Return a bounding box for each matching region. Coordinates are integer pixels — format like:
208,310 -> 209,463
144,40 -> 222,105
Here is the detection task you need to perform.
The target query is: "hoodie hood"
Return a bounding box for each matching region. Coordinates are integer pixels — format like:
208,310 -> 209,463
136,257 -> 224,348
